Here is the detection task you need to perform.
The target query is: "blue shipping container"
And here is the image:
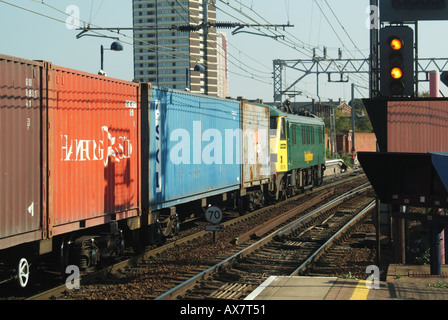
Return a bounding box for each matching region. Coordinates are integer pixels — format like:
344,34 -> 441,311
149,88 -> 241,210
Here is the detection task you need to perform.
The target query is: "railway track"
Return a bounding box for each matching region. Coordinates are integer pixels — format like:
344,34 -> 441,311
156,184 -> 375,300
22,171 -> 367,300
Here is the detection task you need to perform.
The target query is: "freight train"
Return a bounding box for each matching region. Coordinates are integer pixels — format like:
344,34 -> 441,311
0,54 -> 325,288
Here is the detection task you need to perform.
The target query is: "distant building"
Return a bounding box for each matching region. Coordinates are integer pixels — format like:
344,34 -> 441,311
336,102 -> 351,115
132,0 -> 218,96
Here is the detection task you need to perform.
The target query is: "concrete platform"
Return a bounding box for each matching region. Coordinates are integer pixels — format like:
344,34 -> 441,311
245,276 -> 339,300
245,265 -> 448,300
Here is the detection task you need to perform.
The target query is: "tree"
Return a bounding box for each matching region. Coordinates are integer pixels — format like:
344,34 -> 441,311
323,99 -> 373,135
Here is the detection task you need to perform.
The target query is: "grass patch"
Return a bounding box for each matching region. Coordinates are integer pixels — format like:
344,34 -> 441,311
428,280 -> 448,289
339,271 -> 358,280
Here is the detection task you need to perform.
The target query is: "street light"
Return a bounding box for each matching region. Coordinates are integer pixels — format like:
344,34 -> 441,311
186,64 -> 205,91
99,41 -> 123,76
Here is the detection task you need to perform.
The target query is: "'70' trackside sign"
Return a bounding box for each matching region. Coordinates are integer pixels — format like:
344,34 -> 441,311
205,206 -> 223,224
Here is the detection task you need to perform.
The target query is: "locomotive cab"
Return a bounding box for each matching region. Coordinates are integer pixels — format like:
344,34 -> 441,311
269,116 -> 288,174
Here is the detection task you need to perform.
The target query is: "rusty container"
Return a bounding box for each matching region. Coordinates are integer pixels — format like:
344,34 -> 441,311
387,100 -> 448,153
47,65 -> 141,237
241,101 -> 270,188
0,55 -> 44,250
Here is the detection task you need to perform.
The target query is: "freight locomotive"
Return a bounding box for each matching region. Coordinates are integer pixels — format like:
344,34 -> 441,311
0,54 -> 325,288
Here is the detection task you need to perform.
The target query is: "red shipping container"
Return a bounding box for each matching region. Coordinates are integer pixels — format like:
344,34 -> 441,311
387,100 -> 448,153
47,65 -> 141,237
0,55 -> 44,250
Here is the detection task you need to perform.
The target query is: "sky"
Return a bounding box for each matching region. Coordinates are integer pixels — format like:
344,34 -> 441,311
1,0 -> 448,103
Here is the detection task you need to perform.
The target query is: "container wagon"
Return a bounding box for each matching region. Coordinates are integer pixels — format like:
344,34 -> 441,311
0,54 -> 143,287
148,87 -> 242,236
0,53 -> 325,289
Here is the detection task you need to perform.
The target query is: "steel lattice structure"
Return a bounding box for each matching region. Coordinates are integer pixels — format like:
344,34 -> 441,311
273,57 -> 448,103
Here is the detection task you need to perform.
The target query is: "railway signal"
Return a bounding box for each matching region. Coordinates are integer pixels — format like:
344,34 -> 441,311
380,26 -> 414,97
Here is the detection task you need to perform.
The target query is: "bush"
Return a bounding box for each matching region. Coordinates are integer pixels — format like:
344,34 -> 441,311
415,248 -> 430,265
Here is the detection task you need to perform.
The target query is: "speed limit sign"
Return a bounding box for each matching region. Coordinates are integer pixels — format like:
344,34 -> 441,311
205,206 -> 223,224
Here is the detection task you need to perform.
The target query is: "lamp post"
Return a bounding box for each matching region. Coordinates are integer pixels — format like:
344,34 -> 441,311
99,41 -> 123,76
351,83 -> 356,165
186,64 -> 205,91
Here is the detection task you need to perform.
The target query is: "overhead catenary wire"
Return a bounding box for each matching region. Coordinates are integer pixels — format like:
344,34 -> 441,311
218,1 -> 368,84
173,0 -> 275,83
271,0 -> 370,89
16,0 -> 251,91
216,0 -> 368,99
215,0 -> 315,58
311,0 -> 369,87
4,0 -> 367,100
210,0 -> 324,99
134,0 -> 274,84
314,0 -> 369,87
323,0 -> 367,60
230,0 -> 316,53
201,0 -> 367,99
0,0 -> 276,104
26,0 -> 191,60
217,0 -> 321,97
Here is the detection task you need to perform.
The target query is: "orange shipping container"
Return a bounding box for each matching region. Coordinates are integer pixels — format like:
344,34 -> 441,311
47,65 -> 141,237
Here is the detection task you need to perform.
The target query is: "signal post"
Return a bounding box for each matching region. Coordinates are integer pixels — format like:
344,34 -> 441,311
361,0 -> 448,275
